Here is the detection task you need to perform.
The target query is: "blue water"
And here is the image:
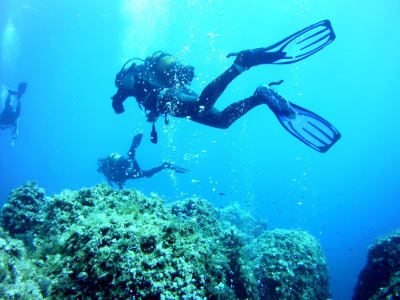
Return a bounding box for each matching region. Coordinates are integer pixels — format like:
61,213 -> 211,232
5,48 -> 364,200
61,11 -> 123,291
1,1 -> 399,299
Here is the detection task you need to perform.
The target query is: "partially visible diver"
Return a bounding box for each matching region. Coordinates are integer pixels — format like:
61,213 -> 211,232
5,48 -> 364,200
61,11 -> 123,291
0,82 -> 27,143
111,20 -> 341,153
97,133 -> 189,189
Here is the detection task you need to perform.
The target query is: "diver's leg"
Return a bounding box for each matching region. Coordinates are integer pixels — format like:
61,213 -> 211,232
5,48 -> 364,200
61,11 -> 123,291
159,88 -> 200,117
191,95 -> 265,129
160,66 -> 241,118
14,99 -> 21,118
4,92 -> 12,108
142,165 -> 166,178
198,65 -> 242,111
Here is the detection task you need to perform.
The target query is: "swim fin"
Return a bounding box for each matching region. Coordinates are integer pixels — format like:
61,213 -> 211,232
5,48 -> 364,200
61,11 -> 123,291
164,162 -> 190,173
7,82 -> 27,99
128,133 -> 143,158
256,85 -> 341,152
227,20 -> 335,68
17,82 -> 27,99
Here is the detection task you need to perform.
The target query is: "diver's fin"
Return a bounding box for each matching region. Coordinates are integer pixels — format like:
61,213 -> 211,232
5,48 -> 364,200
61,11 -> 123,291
274,102 -> 341,152
256,85 -> 340,152
17,82 -> 27,99
128,133 -> 143,158
166,163 -> 190,173
227,20 -> 335,67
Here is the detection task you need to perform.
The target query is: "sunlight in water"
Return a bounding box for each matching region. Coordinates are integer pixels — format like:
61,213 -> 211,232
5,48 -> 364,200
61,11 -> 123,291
120,0 -> 171,60
1,19 -> 19,68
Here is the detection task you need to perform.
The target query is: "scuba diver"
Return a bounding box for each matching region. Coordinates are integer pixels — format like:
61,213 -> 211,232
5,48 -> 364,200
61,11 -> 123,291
111,20 -> 341,153
0,82 -> 27,141
97,133 -> 189,189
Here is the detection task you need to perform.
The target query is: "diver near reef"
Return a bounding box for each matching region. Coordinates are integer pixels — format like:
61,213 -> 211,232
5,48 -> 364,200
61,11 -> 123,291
111,20 -> 341,153
97,133 -> 189,189
0,82 -> 27,142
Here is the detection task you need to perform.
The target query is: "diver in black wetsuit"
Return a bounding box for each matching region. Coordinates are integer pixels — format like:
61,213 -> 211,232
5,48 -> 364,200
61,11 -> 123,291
0,82 -> 27,141
111,20 -> 341,153
97,133 -> 189,189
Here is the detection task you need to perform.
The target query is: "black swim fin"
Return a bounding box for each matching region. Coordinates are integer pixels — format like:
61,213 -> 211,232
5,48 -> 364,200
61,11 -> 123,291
275,102 -> 341,152
164,163 -> 190,173
256,85 -> 341,152
128,133 -> 143,158
7,82 -> 27,99
227,20 -> 335,67
17,82 -> 27,99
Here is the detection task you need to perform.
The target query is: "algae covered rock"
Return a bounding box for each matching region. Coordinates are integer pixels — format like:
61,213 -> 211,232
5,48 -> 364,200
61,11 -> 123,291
219,201 -> 268,239
353,229 -> 400,300
45,191 -> 236,299
0,182 -> 331,299
0,228 -> 50,299
0,182 -> 46,237
252,229 -> 330,299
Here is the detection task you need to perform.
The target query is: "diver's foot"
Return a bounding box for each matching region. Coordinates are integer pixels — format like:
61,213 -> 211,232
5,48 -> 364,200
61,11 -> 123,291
232,49 -> 286,71
254,85 -> 296,118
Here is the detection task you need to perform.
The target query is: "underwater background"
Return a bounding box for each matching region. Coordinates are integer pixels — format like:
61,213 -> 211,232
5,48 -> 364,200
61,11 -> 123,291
0,0 -> 399,299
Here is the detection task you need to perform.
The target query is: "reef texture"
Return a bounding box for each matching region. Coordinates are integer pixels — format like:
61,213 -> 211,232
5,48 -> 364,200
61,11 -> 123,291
353,230 -> 400,300
0,182 -> 330,299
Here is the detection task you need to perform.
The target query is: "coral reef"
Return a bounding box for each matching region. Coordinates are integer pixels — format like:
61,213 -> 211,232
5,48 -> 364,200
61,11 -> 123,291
0,182 -> 331,299
353,230 -> 400,300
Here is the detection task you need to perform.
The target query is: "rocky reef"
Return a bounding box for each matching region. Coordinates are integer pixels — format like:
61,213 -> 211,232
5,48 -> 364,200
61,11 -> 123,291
0,182 -> 330,299
353,230 -> 400,300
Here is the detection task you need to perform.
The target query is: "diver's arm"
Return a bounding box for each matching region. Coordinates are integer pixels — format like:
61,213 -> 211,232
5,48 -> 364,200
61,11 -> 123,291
142,165 -> 166,178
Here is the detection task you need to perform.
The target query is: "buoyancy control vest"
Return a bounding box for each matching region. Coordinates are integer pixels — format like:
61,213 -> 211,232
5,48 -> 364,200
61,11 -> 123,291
115,51 -> 195,143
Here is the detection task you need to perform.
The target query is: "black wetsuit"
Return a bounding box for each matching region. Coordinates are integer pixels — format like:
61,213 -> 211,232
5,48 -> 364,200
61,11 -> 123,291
112,55 -> 264,129
0,91 -> 21,135
97,153 -> 169,189
98,134 -> 188,189
159,65 -> 264,128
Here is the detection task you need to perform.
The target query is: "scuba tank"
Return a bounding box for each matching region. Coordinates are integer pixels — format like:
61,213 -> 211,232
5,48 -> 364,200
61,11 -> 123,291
114,52 -> 194,144
143,51 -> 194,144
145,51 -> 195,87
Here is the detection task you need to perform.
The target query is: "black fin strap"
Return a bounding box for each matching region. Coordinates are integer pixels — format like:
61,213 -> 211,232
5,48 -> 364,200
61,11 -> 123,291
150,122 -> 158,144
